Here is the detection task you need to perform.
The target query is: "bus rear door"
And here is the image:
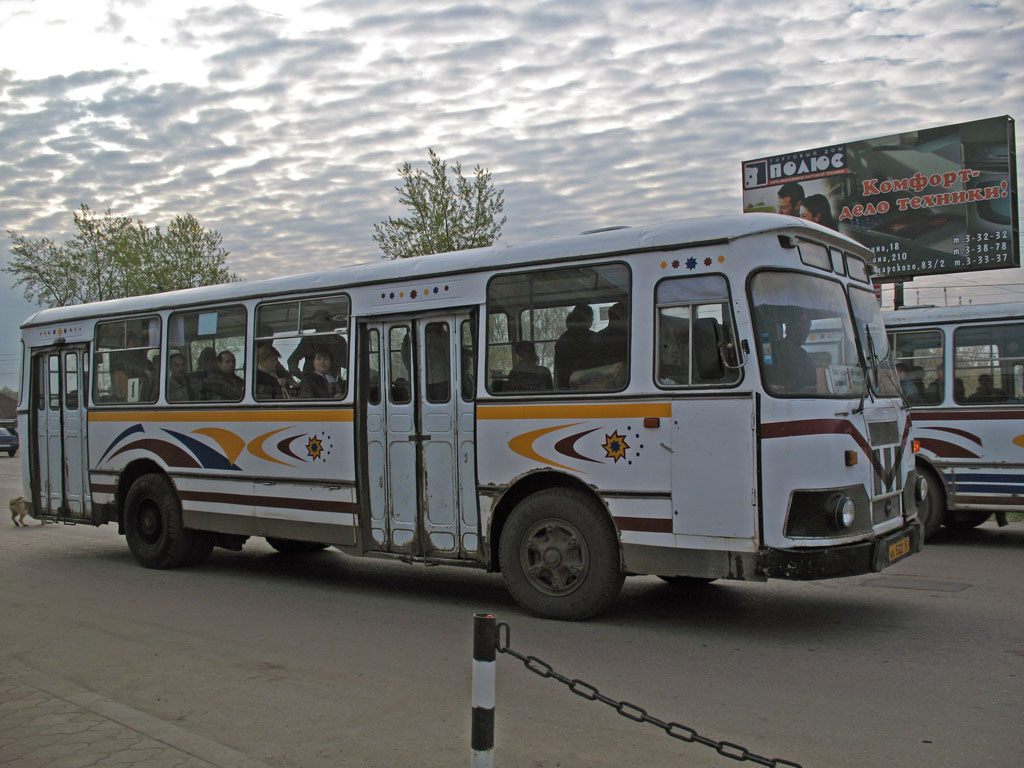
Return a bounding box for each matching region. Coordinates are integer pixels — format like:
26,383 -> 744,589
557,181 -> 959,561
30,345 -> 91,522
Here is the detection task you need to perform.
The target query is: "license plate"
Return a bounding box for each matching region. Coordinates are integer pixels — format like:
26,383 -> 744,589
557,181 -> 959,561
888,536 -> 911,562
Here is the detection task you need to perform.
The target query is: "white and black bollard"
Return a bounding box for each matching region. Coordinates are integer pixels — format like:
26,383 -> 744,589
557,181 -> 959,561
471,612 -> 497,768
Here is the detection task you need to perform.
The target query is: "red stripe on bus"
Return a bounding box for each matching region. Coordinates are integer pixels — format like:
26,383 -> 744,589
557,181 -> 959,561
614,516 -> 672,533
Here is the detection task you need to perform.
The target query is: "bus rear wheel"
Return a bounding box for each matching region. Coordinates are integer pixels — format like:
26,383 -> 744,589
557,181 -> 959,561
499,487 -> 624,621
265,537 -> 329,554
124,473 -> 202,569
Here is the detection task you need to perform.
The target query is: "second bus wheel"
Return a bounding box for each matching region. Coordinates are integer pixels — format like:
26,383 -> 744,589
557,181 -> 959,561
265,537 -> 329,554
918,468 -> 946,540
123,473 -> 204,569
499,487 -> 624,621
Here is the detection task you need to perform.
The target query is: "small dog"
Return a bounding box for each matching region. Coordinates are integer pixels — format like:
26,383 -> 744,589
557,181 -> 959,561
10,497 -> 28,527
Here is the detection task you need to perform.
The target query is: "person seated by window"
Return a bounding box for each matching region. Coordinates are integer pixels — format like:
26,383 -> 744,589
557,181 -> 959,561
554,304 -> 597,389
897,363 -> 926,404
506,341 -> 552,392
288,310 -> 348,379
772,313 -> 815,393
969,373 -> 1006,403
595,301 -> 628,367
166,352 -> 195,401
203,350 -> 244,401
299,351 -> 342,399
191,347 -> 218,397
255,344 -> 291,399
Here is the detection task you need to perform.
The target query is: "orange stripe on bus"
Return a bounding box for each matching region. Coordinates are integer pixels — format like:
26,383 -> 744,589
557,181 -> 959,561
476,403 -> 671,420
88,409 -> 354,423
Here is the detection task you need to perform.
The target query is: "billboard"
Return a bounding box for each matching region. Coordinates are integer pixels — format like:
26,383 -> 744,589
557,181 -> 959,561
742,116 -> 1018,282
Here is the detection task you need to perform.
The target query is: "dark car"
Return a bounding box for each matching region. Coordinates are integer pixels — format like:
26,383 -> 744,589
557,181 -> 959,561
0,427 -> 18,457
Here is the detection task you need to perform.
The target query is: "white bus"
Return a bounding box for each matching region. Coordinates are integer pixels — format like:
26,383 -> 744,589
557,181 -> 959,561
885,302 -> 1024,538
18,213 -> 923,620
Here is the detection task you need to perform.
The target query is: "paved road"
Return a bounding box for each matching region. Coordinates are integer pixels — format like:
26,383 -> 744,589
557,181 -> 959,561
1,456 -> 1022,767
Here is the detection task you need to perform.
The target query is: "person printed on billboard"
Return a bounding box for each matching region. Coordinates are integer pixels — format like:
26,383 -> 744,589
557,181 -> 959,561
800,193 -> 837,230
777,182 -> 805,217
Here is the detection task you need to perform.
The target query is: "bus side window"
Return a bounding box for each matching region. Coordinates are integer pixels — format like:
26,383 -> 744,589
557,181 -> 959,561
891,329 -> 943,406
953,322 -> 1024,406
655,275 -> 739,388
486,263 -> 630,395
93,317 -> 161,404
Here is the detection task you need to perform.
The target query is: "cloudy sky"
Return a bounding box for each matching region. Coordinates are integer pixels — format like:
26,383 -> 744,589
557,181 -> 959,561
1,0 -> 1022,392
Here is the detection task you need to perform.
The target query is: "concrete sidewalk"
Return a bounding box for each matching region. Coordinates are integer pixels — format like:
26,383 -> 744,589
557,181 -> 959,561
0,661 -> 271,768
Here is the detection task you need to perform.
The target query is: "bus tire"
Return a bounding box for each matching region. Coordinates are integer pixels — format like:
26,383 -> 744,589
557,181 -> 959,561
123,474 -> 198,569
943,510 -> 991,531
499,487 -> 624,621
918,469 -> 945,540
265,537 -> 329,554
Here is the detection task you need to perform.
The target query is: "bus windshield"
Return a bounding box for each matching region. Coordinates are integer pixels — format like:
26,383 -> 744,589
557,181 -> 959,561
751,270 -> 867,398
848,285 -> 900,398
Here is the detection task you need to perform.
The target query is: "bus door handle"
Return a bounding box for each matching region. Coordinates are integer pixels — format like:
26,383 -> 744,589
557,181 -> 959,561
408,434 -> 432,442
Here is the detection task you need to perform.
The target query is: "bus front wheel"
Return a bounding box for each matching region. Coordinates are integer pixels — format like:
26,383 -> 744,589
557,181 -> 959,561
124,473 -> 204,569
499,487 -> 624,621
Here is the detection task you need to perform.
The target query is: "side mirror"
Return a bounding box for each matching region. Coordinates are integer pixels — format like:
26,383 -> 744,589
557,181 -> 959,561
693,318 -> 725,381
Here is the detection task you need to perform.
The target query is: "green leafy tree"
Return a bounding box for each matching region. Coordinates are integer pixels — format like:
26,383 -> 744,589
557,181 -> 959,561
5,205 -> 238,308
373,148 -> 506,259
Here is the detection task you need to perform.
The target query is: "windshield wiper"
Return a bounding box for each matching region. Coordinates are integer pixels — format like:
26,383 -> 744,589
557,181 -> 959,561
851,322 -> 878,414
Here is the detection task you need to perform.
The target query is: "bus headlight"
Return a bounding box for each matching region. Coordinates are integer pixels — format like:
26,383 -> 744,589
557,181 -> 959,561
915,476 -> 928,503
829,494 -> 857,530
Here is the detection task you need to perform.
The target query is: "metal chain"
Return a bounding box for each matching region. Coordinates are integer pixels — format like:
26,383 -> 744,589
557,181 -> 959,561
496,622 -> 803,768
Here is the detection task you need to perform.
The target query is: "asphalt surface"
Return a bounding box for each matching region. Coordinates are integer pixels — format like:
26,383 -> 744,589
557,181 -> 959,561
2,455 -> 1023,767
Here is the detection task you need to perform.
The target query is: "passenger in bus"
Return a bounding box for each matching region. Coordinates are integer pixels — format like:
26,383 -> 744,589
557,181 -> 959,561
506,341 -> 552,392
896,363 -> 926,404
166,353 -> 195,401
969,374 -> 1006,403
954,378 -> 966,402
203,351 -> 244,401
288,310 -> 347,379
554,304 -> 597,388
255,345 -> 290,399
113,349 -> 157,402
595,302 -> 628,366
774,313 -> 816,392
191,347 -> 218,397
299,351 -> 341,398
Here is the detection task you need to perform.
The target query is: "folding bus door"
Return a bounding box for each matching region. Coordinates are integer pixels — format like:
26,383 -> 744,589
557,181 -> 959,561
360,313 -> 479,559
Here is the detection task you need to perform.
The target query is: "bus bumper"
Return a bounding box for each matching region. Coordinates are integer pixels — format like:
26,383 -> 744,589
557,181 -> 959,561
756,519 -> 922,580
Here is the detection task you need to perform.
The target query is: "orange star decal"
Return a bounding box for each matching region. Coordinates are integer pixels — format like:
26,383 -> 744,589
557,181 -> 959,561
602,431 -> 629,462
306,436 -> 324,460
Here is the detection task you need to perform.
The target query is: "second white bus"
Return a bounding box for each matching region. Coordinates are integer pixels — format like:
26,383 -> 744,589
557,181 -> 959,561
886,302 -> 1024,537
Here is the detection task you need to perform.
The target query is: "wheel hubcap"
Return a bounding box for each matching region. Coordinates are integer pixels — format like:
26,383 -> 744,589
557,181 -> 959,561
521,519 -> 588,596
137,500 -> 163,545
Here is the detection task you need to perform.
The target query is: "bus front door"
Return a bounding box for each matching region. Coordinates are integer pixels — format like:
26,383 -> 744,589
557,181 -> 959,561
31,346 -> 91,522
361,314 -> 479,559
